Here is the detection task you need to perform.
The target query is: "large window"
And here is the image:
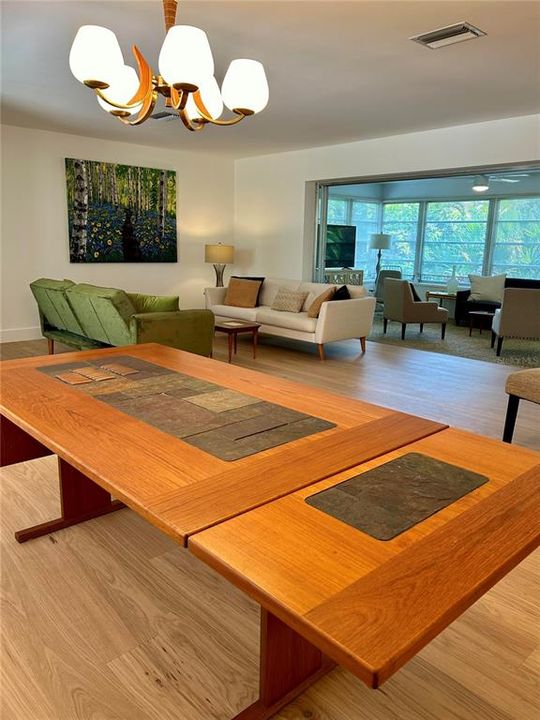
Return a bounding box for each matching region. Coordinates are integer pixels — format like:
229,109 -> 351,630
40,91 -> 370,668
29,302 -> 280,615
421,201 -> 489,282
321,191 -> 540,284
382,203 -> 420,279
492,198 -> 540,279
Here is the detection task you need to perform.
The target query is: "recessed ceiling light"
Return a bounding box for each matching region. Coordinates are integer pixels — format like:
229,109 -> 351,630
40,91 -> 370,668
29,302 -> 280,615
410,22 -> 486,49
472,175 -> 490,192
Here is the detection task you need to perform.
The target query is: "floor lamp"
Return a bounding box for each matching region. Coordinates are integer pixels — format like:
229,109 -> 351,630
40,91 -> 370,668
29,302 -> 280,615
205,244 -> 235,287
369,233 -> 392,282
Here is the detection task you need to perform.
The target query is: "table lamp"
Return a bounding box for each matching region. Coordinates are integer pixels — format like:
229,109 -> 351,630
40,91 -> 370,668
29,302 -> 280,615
205,243 -> 235,287
369,233 -> 392,281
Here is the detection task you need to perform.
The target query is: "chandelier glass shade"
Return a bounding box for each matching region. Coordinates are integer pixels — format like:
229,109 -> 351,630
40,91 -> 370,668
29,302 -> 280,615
68,0 -> 269,132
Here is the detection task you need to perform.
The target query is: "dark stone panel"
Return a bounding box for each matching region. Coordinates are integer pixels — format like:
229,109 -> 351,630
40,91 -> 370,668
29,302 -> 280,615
305,452 -> 489,540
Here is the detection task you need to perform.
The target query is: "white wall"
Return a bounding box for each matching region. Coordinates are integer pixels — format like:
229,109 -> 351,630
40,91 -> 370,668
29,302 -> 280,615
0,124 -> 234,341
233,114 -> 540,280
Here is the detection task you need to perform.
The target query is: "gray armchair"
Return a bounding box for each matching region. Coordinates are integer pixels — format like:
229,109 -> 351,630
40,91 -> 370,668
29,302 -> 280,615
383,278 -> 448,339
491,287 -> 540,356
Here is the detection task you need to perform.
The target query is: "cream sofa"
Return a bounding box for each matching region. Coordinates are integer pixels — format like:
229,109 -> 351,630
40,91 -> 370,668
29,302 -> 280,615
205,277 -> 376,359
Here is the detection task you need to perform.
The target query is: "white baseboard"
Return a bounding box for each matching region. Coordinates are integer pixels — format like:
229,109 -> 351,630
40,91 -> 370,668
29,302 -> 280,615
0,326 -> 42,343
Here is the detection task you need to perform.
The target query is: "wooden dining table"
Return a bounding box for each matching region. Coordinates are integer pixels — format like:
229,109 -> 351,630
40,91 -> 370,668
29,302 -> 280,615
1,343 -> 539,720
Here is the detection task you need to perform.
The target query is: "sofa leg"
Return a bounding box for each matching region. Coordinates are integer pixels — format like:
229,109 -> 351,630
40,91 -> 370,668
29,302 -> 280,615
491,331 -> 496,349
503,395 -> 520,443
383,318 -> 388,334
47,339 -> 54,355
419,323 -> 424,333
401,323 -> 406,340
496,337 -> 503,356
360,337 -> 366,353
317,343 -> 325,361
441,323 -> 446,340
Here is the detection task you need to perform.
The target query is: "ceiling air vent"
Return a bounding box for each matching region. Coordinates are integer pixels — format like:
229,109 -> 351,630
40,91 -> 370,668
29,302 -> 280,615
410,22 -> 486,49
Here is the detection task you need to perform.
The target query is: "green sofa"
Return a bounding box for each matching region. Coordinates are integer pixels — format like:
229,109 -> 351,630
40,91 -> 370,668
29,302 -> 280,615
30,279 -> 214,357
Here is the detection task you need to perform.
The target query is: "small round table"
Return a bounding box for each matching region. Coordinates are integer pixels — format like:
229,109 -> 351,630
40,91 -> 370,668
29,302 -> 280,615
214,319 -> 261,363
469,310 -> 495,336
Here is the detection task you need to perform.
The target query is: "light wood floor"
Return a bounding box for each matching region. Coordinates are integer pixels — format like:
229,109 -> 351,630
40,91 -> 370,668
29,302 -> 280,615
1,336 -> 539,720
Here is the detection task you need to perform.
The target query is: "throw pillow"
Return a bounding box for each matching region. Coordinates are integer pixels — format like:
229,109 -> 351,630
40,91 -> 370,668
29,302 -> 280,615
468,274 -> 506,303
409,283 -> 422,302
231,276 -> 265,305
271,287 -> 308,313
307,287 -> 336,318
331,285 -> 351,301
224,278 -> 261,308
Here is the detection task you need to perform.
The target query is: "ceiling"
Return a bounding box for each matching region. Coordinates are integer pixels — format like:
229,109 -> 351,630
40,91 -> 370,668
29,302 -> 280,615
2,1 -> 539,158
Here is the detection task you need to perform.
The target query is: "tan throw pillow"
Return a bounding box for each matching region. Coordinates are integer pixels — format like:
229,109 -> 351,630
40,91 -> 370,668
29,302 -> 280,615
468,274 -> 506,303
307,287 -> 336,318
224,278 -> 261,308
271,287 -> 308,313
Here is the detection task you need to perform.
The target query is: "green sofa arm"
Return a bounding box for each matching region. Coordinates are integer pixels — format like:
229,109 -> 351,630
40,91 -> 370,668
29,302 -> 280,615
130,309 -> 214,356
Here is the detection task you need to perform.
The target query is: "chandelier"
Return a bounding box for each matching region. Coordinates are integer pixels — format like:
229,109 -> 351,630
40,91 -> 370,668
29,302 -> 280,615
68,0 -> 269,131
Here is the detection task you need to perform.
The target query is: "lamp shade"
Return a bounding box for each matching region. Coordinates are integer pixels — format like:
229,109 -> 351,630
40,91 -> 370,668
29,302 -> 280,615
158,25 -> 214,88
97,65 -> 143,115
369,233 -> 392,250
205,244 -> 235,264
69,25 -> 125,85
222,59 -> 269,113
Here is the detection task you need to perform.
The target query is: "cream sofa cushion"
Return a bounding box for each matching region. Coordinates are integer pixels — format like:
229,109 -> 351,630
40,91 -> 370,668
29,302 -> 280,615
468,274 -> 506,302
211,304 -> 259,322
346,284 -> 367,299
259,278 -> 299,307
257,308 -> 317,333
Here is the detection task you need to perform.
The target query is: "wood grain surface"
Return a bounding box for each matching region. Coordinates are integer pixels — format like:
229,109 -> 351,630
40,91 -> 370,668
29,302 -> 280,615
2,338 -> 539,720
0,343 -> 445,544
189,429 -> 540,688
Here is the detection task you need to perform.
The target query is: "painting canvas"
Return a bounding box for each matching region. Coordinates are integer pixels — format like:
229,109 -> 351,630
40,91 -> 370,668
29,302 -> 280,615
65,158 -> 177,263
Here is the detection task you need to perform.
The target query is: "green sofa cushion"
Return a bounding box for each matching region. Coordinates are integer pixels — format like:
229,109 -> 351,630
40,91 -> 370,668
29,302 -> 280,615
66,283 -> 136,346
30,278 -> 84,335
127,293 -> 179,314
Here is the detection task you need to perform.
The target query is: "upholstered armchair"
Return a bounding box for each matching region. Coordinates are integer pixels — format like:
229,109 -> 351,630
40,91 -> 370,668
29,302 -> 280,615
491,287 -> 540,356
383,278 -> 448,340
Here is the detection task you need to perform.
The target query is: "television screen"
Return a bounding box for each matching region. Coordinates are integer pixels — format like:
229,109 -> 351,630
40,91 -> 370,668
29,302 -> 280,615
325,225 -> 356,268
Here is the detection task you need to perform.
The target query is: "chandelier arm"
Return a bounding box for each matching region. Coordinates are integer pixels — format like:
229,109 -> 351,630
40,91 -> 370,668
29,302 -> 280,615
192,91 -> 248,126
120,88 -> 159,126
129,46 -> 155,105
169,86 -> 190,111
178,107 -> 206,132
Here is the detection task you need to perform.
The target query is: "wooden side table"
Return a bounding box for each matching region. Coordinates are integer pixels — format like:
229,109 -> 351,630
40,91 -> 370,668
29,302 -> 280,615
469,310 -> 495,336
425,291 -> 457,308
214,319 -> 261,363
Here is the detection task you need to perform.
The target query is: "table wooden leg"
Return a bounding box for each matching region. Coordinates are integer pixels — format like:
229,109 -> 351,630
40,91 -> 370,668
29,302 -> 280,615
234,332 -> 238,354
233,609 -> 334,720
1,415 -> 53,467
228,334 -> 234,363
14,458 -> 125,543
253,329 -> 258,359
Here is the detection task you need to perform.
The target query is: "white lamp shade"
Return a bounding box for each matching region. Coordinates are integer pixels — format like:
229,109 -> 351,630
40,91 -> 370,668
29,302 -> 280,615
97,65 -> 143,115
472,175 -> 489,192
205,244 -> 235,263
69,25 -> 125,85
158,25 -> 214,88
186,76 -> 223,120
369,233 -> 392,250
222,59 -> 269,113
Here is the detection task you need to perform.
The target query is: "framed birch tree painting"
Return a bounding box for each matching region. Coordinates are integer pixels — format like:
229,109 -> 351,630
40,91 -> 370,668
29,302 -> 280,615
65,159 -> 177,263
